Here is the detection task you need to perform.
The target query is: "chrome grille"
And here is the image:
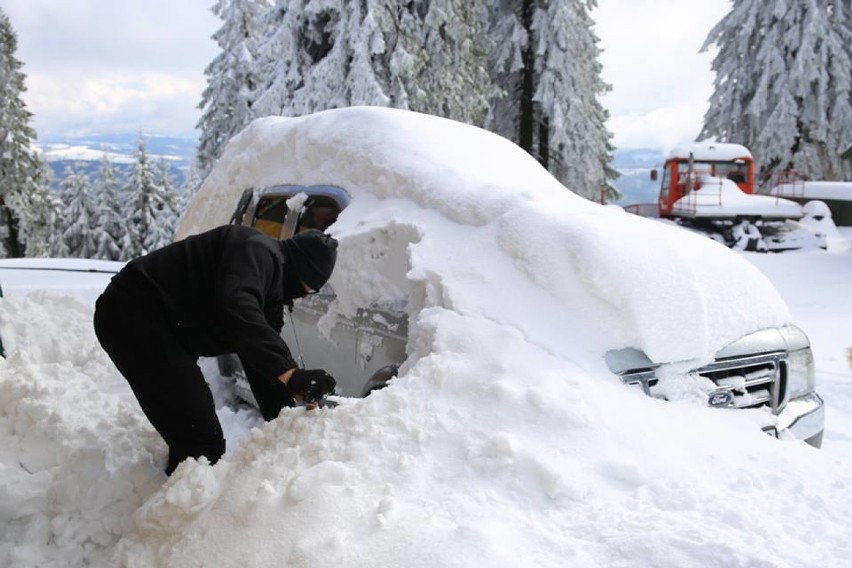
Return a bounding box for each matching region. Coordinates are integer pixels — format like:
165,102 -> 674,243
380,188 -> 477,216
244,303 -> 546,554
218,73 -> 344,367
695,352 -> 787,411
618,352 -> 788,412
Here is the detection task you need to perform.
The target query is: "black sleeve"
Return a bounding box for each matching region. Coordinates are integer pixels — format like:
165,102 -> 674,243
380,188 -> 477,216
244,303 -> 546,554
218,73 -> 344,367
214,238 -> 297,383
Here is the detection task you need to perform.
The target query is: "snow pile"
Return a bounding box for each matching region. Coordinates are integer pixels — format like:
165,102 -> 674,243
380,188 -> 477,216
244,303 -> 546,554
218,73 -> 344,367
0,292 -> 161,567
2,284 -> 852,567
2,108 -> 851,567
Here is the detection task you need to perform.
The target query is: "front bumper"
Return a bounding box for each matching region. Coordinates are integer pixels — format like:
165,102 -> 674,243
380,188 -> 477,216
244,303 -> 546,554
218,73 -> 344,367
765,392 -> 825,448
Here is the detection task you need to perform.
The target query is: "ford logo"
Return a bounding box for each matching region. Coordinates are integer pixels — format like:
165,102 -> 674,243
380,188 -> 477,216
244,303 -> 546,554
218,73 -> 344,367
708,391 -> 734,407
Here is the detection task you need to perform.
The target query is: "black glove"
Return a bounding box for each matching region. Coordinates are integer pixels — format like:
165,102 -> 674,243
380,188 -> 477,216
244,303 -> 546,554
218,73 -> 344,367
287,369 -> 336,402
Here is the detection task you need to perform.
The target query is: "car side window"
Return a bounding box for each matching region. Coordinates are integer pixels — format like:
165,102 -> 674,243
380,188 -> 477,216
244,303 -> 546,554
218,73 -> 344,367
252,197 -> 290,239
229,188 -> 254,225
296,196 -> 342,233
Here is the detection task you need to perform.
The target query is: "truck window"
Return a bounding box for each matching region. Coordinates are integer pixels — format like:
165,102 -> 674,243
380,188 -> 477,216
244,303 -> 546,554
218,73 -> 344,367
660,167 -> 671,199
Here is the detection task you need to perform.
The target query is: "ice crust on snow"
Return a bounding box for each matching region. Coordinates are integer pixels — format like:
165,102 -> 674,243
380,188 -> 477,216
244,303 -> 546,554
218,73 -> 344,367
4,108 -> 851,567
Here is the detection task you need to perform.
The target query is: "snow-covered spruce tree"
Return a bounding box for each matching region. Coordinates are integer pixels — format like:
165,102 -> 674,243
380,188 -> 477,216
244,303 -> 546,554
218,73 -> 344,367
93,155 -> 127,261
59,165 -> 100,258
700,0 -> 852,181
152,158 -> 180,246
372,0 -> 496,125
0,7 -> 44,257
6,160 -> 66,257
253,0 -> 394,115
252,0 -> 494,124
196,0 -> 272,178
174,161 -> 204,229
125,136 -> 176,258
485,0 -> 618,201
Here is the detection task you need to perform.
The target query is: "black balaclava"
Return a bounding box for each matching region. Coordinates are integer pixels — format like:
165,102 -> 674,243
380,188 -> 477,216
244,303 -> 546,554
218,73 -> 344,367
280,230 -> 338,302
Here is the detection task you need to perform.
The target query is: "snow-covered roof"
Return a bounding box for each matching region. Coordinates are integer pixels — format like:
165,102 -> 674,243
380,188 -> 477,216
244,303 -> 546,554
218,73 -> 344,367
666,142 -> 753,162
772,181 -> 852,202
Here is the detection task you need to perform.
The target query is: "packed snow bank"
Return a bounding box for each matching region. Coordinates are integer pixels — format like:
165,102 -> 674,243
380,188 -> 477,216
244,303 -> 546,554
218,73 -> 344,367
0,292 -> 162,567
3,290 -> 852,567
0,292 -> 260,567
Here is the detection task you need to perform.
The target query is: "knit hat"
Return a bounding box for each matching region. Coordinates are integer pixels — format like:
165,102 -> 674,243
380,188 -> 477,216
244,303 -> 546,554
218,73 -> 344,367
280,230 -> 338,292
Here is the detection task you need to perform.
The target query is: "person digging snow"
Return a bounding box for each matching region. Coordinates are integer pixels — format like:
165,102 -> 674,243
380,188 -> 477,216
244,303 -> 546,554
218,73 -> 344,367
94,225 -> 338,475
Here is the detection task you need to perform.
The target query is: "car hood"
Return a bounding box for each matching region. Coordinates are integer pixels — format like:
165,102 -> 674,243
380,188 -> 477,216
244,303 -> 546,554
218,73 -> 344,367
178,106 -> 791,372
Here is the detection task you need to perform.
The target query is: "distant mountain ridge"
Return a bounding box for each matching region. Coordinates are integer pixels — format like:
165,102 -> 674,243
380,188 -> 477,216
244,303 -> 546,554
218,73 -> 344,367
35,133 -> 196,190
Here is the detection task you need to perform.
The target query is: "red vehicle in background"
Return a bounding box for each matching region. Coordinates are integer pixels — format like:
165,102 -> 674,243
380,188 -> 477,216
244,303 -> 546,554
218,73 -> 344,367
648,142 -> 823,251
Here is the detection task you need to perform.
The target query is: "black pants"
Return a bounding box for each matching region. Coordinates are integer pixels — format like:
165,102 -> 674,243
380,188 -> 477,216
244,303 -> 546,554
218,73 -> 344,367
94,282 -> 225,475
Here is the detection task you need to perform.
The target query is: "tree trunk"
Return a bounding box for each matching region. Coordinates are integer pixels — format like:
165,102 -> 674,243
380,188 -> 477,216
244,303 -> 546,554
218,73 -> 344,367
539,115 -> 549,170
518,0 -> 536,157
1,202 -> 24,258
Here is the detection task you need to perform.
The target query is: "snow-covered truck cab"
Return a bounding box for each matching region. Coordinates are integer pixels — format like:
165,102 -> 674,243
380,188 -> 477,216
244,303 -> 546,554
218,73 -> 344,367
656,143 -> 756,216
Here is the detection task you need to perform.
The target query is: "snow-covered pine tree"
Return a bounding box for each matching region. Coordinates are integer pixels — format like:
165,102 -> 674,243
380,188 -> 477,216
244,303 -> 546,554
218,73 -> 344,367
125,136 -> 175,257
59,165 -> 100,258
700,0 -> 852,181
150,158 -> 180,248
254,0 -> 380,115
252,0 -> 495,124
0,7 -> 44,257
486,0 -> 618,200
5,160 -> 66,257
174,162 -> 204,230
93,155 -> 126,261
373,0 -> 495,125
196,0 -> 272,177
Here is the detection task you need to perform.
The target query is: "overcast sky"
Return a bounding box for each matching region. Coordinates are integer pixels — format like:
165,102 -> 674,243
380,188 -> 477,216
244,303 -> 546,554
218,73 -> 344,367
2,0 -> 731,151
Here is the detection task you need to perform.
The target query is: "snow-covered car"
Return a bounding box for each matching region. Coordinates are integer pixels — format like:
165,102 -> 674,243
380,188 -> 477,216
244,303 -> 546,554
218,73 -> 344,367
0,258 -> 123,306
178,106 -> 824,448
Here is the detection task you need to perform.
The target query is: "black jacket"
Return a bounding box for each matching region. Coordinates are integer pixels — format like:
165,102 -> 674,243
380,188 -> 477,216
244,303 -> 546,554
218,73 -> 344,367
112,225 -> 305,382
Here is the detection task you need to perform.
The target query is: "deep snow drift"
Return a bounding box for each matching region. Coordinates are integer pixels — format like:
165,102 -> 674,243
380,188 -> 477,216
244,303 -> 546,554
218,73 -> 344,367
1,108 -> 851,567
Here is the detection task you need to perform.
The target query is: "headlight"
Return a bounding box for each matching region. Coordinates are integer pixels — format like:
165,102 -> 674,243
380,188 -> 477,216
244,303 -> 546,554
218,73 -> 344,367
788,347 -> 815,397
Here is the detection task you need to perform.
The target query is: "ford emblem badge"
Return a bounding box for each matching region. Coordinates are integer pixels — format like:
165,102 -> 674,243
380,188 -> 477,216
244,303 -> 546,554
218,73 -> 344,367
708,391 -> 734,407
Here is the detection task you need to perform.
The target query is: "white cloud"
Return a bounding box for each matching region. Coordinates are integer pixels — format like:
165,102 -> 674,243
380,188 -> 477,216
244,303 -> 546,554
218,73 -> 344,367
3,0 -> 219,138
25,71 -> 206,137
594,0 -> 731,150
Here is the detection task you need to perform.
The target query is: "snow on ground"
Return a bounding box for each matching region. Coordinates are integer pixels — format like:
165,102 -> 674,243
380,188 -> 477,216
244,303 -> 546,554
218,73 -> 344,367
0,258 -> 124,306
1,109 -> 851,567
744,229 -> 852,461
